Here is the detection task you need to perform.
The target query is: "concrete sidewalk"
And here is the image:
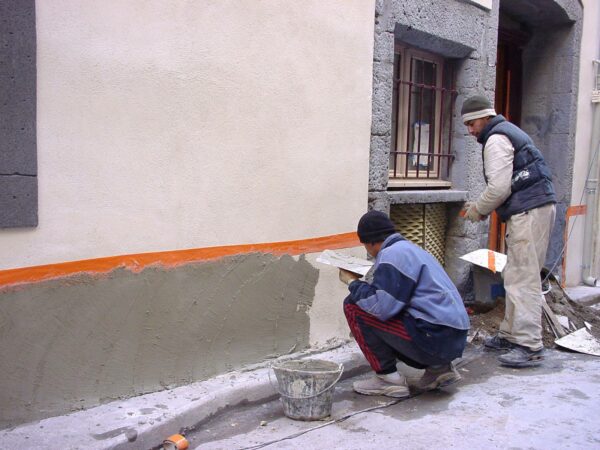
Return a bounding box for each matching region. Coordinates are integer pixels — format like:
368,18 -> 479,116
0,342 -> 369,450
2,342 -> 600,449
565,285 -> 600,306
186,347 -> 600,450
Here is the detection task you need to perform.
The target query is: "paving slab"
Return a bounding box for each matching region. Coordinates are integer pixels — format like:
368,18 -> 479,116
564,285 -> 600,305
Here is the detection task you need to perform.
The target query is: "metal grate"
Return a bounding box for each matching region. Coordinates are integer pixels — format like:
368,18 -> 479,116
389,203 -> 447,265
389,46 -> 457,180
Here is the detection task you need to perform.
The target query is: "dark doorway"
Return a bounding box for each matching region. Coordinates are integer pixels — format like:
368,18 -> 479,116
489,14 -> 529,252
495,20 -> 529,126
495,36 -> 524,126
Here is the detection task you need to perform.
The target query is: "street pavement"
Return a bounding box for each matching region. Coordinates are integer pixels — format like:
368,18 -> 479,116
185,347 -> 600,450
2,343 -> 599,449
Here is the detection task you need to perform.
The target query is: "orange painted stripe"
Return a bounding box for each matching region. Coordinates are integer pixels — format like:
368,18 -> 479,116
562,205 -> 588,287
0,232 -> 360,288
487,250 -> 496,273
567,204 -> 587,217
488,211 -> 500,251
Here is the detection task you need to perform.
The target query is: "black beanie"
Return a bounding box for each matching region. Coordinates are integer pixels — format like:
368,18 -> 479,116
357,210 -> 396,244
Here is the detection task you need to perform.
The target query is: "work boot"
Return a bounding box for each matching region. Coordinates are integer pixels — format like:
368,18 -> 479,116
416,363 -> 461,391
353,372 -> 410,398
484,334 -> 515,351
498,345 -> 544,368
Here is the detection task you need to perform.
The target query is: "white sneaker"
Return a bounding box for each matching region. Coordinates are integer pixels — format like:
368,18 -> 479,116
353,372 -> 410,398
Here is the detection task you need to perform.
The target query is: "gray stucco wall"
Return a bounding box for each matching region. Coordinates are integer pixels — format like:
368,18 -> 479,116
0,0 -> 37,228
0,254 -> 318,428
518,1 -> 583,272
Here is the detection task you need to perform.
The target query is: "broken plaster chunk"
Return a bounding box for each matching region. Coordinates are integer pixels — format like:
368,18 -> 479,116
555,328 -> 600,356
556,315 -> 570,330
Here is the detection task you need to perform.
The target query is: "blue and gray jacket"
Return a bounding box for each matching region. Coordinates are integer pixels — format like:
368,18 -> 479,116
347,233 -> 469,359
348,234 -> 469,330
478,115 -> 557,221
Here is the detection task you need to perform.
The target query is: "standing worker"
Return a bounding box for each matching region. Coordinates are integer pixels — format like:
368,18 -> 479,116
460,94 -> 557,367
340,211 -> 470,398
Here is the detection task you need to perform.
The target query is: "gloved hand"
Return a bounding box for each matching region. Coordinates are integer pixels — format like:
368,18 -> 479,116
339,268 -> 360,285
462,201 -> 484,222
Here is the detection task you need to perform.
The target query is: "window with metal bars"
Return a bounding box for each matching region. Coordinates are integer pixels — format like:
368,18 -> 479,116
389,45 -> 457,188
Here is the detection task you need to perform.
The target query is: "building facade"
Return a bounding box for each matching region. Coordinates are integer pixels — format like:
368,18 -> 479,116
368,0 -> 587,299
0,0 -> 375,428
0,0 -> 597,428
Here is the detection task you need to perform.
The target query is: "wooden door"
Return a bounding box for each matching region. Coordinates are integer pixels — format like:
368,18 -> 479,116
490,27 -> 526,252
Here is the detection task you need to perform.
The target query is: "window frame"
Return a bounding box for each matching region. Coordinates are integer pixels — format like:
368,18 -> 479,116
389,45 -> 456,188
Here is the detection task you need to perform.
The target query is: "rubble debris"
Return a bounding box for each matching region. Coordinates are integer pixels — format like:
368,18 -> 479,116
542,297 -> 567,338
468,279 -> 600,349
544,281 -> 600,339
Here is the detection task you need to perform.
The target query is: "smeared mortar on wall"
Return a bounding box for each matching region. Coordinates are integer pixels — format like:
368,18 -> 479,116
0,252 -> 318,429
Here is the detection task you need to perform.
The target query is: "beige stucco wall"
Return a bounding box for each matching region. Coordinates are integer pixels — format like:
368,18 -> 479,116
0,0 -> 374,270
566,0 -> 600,285
0,2 -> 376,426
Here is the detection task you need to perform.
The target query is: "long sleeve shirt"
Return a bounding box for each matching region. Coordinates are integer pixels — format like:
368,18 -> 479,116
475,134 -> 514,216
347,234 -> 469,331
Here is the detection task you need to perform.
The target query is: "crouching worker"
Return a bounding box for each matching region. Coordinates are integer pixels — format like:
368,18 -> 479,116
341,211 -> 470,398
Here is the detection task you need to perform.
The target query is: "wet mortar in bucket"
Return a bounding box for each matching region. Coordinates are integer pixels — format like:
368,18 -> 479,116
271,359 -> 344,421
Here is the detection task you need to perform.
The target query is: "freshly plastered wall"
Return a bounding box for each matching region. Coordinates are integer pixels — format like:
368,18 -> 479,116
307,246 -> 369,345
0,0 -> 375,428
0,238 -> 365,429
0,0 -> 374,270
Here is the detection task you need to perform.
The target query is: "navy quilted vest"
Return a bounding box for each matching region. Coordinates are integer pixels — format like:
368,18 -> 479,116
478,115 -> 556,221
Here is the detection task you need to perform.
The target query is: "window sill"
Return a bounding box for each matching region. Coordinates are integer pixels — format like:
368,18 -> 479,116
387,189 -> 468,204
387,179 -> 452,189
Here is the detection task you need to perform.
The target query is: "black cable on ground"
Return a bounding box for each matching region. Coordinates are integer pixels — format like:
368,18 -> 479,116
239,354 -> 478,450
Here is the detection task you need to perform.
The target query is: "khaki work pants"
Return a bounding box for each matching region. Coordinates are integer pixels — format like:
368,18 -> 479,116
499,203 -> 556,351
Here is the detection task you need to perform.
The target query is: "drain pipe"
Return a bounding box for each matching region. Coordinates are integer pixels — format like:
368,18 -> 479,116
581,59 -> 600,286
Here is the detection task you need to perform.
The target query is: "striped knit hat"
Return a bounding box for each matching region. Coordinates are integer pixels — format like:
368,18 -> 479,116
461,95 -> 497,123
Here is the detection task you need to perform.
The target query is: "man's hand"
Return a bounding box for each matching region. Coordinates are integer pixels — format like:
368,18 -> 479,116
462,201 -> 485,222
339,268 -> 360,285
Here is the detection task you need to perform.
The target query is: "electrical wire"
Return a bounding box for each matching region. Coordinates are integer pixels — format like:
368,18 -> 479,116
238,355 -> 476,450
239,398 -> 403,450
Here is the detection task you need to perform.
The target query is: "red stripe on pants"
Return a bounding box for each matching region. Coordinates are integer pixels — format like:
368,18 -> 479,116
344,303 -> 411,373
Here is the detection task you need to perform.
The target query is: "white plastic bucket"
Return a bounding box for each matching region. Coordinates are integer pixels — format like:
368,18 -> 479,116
271,359 -> 343,421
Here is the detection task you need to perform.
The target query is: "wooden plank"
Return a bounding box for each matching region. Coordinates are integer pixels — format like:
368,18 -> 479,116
542,296 -> 567,338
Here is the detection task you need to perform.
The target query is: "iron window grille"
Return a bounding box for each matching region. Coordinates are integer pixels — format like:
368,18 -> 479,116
390,46 -> 457,183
